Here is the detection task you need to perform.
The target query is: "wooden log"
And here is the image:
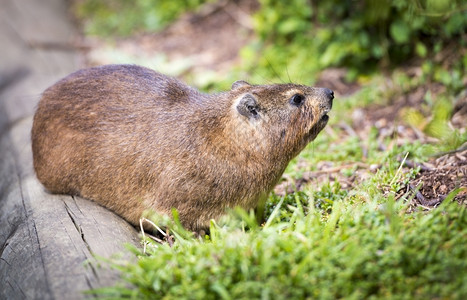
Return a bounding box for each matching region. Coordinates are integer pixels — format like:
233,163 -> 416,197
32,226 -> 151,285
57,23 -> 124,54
0,0 -> 140,299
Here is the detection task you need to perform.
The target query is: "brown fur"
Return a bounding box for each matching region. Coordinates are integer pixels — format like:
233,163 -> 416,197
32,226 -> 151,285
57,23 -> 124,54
31,64 -> 333,230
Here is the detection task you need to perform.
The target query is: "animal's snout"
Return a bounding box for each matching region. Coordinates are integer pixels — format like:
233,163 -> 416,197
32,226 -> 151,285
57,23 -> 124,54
318,88 -> 334,112
324,88 -> 334,101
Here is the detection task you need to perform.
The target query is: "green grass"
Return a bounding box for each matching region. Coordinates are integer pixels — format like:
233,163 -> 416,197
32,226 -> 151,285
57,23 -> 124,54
98,193 -> 466,299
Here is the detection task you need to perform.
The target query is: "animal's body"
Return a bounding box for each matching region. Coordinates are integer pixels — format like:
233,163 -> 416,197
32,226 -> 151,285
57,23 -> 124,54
31,64 -> 333,230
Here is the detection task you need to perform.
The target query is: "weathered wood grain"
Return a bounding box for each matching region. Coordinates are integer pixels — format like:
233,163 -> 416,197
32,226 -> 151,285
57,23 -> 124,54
0,0 -> 140,299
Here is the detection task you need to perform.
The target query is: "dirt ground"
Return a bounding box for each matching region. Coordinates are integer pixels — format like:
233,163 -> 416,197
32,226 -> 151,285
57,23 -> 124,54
411,148 -> 467,207
78,0 -> 467,209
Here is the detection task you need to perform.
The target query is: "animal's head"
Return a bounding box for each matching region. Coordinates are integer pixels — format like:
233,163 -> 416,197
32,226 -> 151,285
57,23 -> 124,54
229,80 -> 333,160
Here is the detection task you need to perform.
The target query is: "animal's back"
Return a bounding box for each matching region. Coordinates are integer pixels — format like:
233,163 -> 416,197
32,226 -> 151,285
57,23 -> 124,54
32,65 -> 208,224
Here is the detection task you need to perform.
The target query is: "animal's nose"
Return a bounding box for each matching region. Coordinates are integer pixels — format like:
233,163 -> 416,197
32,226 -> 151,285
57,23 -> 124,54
321,88 -> 334,111
324,88 -> 334,100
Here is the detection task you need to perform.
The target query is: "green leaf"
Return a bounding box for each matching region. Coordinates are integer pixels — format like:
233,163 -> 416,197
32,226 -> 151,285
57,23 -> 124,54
390,20 -> 410,44
278,19 -> 304,35
415,42 -> 427,58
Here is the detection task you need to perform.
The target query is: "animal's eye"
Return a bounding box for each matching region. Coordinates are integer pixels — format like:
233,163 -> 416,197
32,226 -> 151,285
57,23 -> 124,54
247,104 -> 258,116
290,94 -> 305,106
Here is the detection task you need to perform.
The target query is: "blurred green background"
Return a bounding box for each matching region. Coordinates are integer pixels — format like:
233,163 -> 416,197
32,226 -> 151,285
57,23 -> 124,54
75,0 -> 467,82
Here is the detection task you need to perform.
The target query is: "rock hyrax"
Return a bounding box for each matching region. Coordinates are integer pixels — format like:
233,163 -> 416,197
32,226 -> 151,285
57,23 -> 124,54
31,64 -> 333,230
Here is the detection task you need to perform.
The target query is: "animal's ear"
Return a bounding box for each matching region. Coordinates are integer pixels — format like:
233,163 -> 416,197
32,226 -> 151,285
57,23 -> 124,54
236,94 -> 259,119
231,80 -> 251,90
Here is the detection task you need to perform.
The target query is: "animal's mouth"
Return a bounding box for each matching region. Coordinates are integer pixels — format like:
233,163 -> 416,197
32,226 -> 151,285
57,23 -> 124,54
304,113 -> 330,142
320,114 -> 329,123
316,113 -> 329,128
